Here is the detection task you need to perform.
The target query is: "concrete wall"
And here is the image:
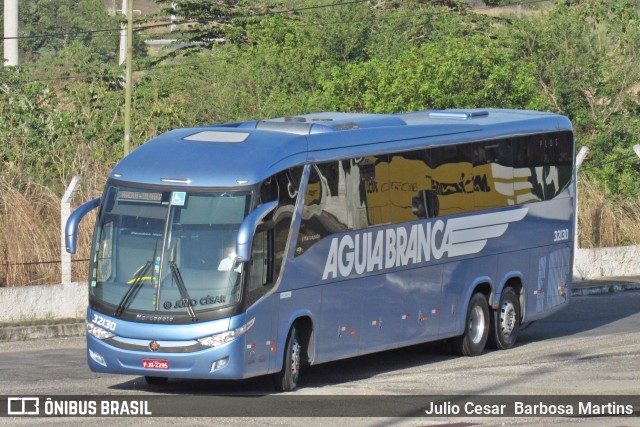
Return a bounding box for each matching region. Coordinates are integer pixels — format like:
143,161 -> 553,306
0,282 -> 87,323
1,245 -> 639,322
573,244 -> 640,280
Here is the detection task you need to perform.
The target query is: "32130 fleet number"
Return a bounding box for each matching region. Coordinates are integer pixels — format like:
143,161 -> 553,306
553,229 -> 569,242
92,313 -> 116,331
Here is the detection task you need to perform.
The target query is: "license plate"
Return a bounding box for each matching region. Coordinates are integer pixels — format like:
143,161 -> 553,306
142,359 -> 169,369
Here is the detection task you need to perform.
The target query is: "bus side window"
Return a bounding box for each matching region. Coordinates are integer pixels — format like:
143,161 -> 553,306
246,168 -> 302,305
259,177 -> 277,203
412,190 -> 439,219
388,150 -> 438,221
296,162 -> 350,256
427,144 -> 474,216
96,221 -> 114,281
473,139 -> 514,210
544,131 -> 573,199
513,135 -> 545,203
245,228 -> 273,307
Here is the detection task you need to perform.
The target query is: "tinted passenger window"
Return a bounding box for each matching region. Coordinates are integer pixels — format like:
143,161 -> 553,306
294,131 -> 573,255
388,150 -> 438,221
512,132 -> 573,203
246,167 -> 302,305
427,144 -> 474,215
473,139 -> 514,210
544,132 -> 573,199
296,164 -> 350,256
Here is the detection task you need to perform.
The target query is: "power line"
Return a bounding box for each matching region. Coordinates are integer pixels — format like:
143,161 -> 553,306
0,0 -> 569,84
2,0 -> 546,42
0,0 -> 370,42
580,153 -> 640,171
11,4 -> 493,80
10,73 -> 119,84
1,26 -> 123,41
0,0 -> 549,42
3,258 -> 89,267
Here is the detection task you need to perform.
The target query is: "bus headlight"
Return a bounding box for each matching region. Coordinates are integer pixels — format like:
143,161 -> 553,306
198,318 -> 255,348
89,349 -> 107,367
86,322 -> 115,340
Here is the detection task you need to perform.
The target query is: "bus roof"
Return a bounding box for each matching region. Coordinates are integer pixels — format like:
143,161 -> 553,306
110,109 -> 572,188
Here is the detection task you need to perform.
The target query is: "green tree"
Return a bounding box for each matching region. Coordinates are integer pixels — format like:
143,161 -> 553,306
506,0 -> 640,195
10,0 -> 120,62
156,0 -> 267,53
321,33 -> 548,113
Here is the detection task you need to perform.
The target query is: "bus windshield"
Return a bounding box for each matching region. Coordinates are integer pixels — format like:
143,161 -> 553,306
90,185 -> 251,318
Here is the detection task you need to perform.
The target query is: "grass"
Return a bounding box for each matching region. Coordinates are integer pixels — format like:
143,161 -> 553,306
0,177 -> 95,287
577,176 -> 640,248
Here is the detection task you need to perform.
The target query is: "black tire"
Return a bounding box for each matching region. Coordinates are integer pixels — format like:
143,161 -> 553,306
144,376 -> 168,385
452,292 -> 490,357
273,325 -> 302,392
488,287 -> 521,350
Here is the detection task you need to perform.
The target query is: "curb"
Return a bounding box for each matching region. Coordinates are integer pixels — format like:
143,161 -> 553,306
0,322 -> 85,342
571,281 -> 640,297
1,281 -> 639,343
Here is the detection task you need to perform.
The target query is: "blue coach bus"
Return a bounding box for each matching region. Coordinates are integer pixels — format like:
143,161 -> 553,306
66,109 -> 575,391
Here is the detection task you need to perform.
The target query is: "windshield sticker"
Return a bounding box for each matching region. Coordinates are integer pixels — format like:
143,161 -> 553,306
171,191 -> 186,206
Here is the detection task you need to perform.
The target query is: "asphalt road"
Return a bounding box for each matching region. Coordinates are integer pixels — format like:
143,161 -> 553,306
1,291 -> 639,426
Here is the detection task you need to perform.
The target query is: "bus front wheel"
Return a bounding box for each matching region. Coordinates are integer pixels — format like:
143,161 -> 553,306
273,325 -> 302,392
488,287 -> 521,350
452,292 -> 489,357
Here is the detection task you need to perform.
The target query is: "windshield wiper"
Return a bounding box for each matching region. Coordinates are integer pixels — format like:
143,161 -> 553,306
168,260 -> 198,322
114,241 -> 157,318
114,260 -> 152,317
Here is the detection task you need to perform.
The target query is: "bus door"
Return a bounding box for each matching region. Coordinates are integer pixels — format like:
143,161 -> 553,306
359,272 -> 403,352
317,280 -> 362,361
399,264 -> 443,343
236,227 -> 279,377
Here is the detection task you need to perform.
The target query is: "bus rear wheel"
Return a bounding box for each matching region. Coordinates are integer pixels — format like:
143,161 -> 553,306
452,292 -> 489,357
273,325 -> 302,392
488,287 -> 521,350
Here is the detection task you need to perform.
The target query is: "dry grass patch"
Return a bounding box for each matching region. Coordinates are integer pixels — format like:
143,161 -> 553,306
578,176 -> 640,248
0,178 -> 96,287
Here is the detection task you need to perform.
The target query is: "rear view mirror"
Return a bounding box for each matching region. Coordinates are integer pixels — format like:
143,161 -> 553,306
235,200 -> 278,262
65,197 -> 100,254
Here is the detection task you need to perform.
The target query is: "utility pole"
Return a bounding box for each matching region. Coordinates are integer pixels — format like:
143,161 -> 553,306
123,0 -> 133,157
118,0 -> 128,65
3,0 -> 19,67
574,146 -> 589,261
575,146 -> 590,170
61,176 -> 81,285
171,2 -> 178,32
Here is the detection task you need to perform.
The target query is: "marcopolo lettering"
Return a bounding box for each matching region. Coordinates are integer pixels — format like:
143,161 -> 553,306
322,208 -> 528,280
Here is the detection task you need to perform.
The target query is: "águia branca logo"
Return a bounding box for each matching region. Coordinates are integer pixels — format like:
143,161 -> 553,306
322,208 -> 528,280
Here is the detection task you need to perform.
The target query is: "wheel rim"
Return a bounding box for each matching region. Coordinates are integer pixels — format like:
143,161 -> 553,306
290,336 -> 301,383
499,300 -> 517,337
469,305 -> 486,344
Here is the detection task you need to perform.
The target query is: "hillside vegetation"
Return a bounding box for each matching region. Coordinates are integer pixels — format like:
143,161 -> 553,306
1,0 -> 639,286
